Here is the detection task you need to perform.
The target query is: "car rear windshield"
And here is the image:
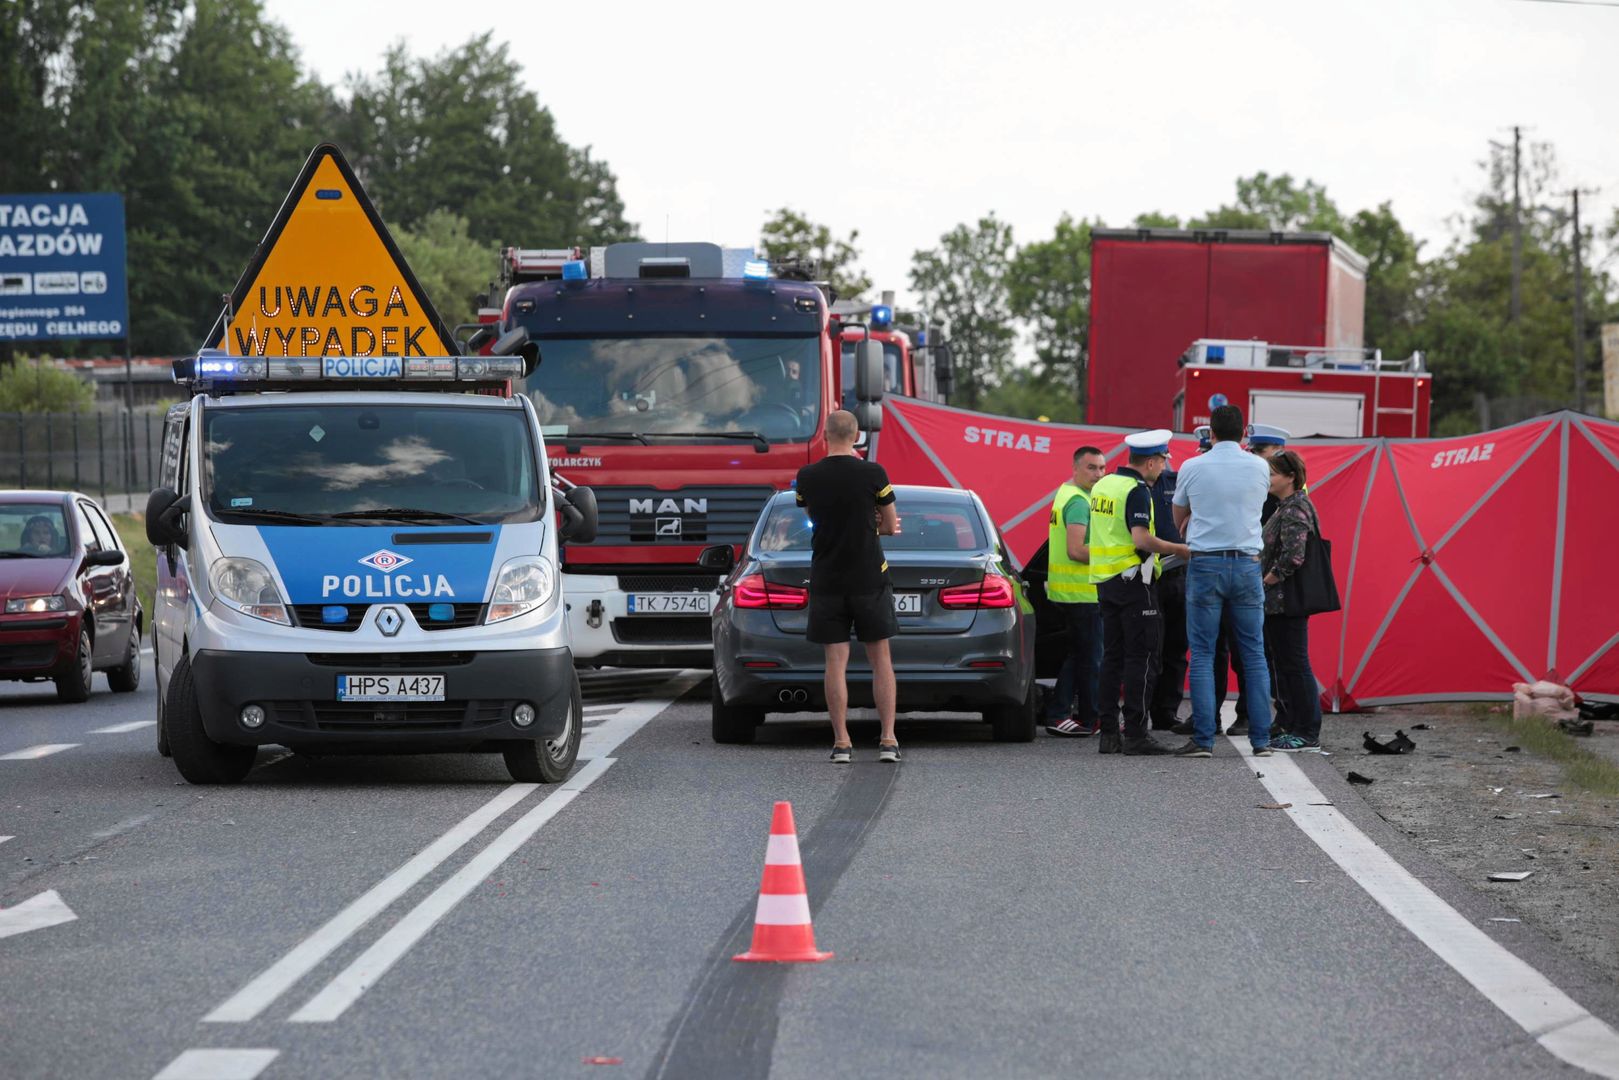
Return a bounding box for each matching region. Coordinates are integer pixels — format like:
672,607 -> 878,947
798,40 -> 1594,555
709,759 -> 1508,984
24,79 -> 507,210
202,404 -> 540,524
0,504 -> 70,557
756,493 -> 988,553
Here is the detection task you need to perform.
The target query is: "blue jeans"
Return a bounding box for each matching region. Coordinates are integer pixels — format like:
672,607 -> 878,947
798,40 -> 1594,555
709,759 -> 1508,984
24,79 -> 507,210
1187,556 -> 1272,748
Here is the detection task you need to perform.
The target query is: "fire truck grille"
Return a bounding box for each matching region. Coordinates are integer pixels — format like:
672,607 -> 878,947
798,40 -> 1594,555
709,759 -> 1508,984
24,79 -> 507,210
586,486 -> 775,545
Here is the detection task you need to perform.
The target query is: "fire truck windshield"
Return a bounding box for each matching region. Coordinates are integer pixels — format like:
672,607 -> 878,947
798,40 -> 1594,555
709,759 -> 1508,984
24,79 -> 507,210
523,335 -> 821,443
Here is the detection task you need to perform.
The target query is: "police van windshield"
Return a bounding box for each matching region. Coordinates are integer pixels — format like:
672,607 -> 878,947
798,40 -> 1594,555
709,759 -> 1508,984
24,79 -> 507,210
755,493 -> 988,553
522,336 -> 820,442
203,405 -> 540,525
839,341 -> 903,409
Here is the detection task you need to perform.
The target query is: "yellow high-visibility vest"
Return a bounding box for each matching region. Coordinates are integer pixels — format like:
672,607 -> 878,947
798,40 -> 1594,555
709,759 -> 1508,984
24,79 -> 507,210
1046,482 -> 1096,603
1088,471 -> 1154,584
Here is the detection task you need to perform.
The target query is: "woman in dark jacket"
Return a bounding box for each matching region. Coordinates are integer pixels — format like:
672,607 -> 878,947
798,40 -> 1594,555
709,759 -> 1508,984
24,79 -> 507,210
1260,451 -> 1323,751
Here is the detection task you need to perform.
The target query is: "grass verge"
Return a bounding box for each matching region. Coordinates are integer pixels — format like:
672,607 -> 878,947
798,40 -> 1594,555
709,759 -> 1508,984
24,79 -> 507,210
1473,705 -> 1619,797
110,511 -> 157,625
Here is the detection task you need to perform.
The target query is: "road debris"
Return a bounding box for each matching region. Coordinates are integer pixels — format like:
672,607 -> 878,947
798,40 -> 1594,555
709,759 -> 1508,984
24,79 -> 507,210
1488,871 -> 1534,882
1258,802 -> 1292,810
1346,771 -> 1375,785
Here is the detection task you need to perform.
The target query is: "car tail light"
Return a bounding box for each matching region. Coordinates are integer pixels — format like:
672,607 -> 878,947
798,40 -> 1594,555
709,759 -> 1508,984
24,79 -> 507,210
938,575 -> 1015,609
732,574 -> 808,610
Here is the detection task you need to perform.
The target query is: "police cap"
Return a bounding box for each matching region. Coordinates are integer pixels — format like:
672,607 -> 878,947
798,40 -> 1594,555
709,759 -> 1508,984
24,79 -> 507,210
1125,428 -> 1173,456
1246,423 -> 1290,447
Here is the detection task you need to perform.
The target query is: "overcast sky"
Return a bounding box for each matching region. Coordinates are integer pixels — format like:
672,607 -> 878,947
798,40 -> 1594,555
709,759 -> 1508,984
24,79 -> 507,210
266,0 -> 1613,308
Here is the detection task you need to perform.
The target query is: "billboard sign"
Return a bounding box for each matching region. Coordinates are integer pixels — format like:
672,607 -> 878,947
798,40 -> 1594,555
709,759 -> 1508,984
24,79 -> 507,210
0,193 -> 129,342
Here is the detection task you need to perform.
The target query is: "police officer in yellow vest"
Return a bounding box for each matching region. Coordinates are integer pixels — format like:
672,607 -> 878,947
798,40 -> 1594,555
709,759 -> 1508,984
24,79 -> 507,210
1090,430 -> 1190,755
1043,445 -> 1108,736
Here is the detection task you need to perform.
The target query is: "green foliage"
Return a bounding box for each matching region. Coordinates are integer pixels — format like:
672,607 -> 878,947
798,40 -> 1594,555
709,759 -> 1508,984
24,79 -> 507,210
1132,211 -> 1182,229
392,211 -> 489,335
0,360 -> 95,413
340,36 -> 636,252
909,215 -> 1017,409
1191,172 -> 1345,233
977,369 -> 1081,423
757,208 -> 871,301
1007,214 -> 1093,414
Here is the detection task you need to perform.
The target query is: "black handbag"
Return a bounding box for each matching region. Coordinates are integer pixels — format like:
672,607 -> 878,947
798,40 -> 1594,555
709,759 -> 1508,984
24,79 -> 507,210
1282,514 -> 1341,617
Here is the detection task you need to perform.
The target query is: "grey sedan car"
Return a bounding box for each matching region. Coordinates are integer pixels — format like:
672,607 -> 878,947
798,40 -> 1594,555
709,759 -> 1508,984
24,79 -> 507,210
705,484 -> 1038,744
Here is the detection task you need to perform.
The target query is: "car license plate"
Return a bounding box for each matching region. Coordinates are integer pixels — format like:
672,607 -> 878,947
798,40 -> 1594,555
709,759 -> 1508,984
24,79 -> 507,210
337,674 -> 445,702
894,593 -> 922,615
627,593 -> 712,614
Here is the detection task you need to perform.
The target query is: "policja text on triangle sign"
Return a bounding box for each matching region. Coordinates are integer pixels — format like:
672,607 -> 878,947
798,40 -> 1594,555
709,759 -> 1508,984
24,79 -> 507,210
205,142 -> 458,358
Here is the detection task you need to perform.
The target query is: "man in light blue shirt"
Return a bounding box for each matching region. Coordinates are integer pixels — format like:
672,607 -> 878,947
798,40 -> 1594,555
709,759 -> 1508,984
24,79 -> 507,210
1169,404 -> 1274,757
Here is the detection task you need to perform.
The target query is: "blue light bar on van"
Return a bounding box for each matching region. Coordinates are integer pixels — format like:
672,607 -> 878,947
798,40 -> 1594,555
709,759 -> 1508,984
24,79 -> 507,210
176,349 -> 527,387
561,259 -> 588,281
742,260 -> 772,281
870,304 -> 893,328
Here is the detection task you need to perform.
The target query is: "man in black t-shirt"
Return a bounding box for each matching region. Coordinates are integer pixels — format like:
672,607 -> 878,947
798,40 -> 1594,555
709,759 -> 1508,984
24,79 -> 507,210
793,410 -> 901,763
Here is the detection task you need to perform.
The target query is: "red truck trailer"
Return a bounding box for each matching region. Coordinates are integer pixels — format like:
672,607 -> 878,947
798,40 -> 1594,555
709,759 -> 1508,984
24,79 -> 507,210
1088,228 -> 1368,428
1173,340 -> 1431,438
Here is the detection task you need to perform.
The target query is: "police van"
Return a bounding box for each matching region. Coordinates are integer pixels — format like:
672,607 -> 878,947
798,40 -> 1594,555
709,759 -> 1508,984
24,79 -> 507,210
145,341 -> 598,785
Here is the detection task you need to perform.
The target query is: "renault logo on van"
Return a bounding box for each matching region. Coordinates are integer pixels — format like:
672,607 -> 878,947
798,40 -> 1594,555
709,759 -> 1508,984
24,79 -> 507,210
376,607 -> 403,636
359,549 -> 413,572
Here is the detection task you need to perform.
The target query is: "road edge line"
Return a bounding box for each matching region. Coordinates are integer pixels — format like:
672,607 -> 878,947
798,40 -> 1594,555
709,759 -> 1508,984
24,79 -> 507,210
1233,739 -> 1619,1078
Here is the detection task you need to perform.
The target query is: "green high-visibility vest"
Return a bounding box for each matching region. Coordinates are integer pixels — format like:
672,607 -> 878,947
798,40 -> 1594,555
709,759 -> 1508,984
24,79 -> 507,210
1088,471 -> 1154,584
1046,482 -> 1096,603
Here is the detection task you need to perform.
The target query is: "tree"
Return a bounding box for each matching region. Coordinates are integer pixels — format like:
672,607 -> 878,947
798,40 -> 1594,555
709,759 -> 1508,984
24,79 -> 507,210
909,216 -> 1016,410
339,36 -> 636,251
393,211 -> 491,334
1190,172 -> 1345,233
1007,214 -> 1094,415
1131,211 -> 1182,229
0,359 -> 95,413
757,208 -> 871,301
978,369 -> 1081,423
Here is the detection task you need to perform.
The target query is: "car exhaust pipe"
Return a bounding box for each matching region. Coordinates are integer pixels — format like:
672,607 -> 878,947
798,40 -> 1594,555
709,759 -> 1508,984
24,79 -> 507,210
790,688 -> 809,704
777,689 -> 796,704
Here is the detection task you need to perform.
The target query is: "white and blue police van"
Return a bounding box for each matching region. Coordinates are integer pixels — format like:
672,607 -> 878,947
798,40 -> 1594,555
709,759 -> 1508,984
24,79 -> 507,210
145,340 -> 598,785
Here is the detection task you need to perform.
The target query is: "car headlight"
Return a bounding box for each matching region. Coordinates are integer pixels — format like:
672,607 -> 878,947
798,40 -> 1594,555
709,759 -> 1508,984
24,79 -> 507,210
486,556 -> 555,624
210,556 -> 291,625
5,595 -> 67,614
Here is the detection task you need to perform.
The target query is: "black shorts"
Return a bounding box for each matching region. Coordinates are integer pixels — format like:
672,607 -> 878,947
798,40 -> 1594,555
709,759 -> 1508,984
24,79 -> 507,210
806,583 -> 898,645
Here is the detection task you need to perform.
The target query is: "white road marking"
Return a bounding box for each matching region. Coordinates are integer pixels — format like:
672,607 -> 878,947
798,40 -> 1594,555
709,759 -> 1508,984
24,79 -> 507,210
289,671 -> 702,1024
0,743 -> 81,761
289,757 -> 615,1022
0,889 -> 77,940
153,1048 -> 278,1080
0,836 -> 11,845
89,720 -> 156,735
204,782 -> 538,1023
1234,740 -> 1619,1079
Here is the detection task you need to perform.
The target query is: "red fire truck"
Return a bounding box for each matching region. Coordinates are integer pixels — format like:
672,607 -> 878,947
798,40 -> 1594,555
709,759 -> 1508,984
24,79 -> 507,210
1174,340 -> 1431,438
1088,228 -> 1370,428
831,293 -> 952,406
481,242 -> 920,668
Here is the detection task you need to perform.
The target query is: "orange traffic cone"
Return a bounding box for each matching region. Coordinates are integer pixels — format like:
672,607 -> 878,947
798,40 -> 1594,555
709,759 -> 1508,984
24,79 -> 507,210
733,801 -> 832,963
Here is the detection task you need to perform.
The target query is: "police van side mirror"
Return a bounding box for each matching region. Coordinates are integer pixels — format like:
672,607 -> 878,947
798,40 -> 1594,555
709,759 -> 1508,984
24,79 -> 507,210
145,487 -> 189,549
492,326 -> 541,371
855,339 -> 885,402
558,485 -> 598,544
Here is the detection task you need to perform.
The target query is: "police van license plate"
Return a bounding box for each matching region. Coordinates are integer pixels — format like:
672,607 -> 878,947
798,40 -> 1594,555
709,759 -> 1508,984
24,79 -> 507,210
627,593 -> 712,614
894,593 -> 922,615
337,674 -> 445,702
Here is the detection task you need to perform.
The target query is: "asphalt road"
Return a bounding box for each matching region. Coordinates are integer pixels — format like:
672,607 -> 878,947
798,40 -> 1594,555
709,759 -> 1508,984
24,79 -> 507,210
4,661 -> 1619,1079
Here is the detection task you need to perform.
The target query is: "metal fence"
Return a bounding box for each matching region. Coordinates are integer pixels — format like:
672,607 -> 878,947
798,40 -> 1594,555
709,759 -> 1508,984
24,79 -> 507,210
0,410 -> 163,500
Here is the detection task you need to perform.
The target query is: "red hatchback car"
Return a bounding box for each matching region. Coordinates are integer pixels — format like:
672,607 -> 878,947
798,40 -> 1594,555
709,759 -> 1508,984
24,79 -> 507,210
0,491 -> 142,701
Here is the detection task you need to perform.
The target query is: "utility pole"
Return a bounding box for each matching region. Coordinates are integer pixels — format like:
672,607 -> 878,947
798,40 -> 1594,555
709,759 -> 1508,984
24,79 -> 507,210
1571,189 -> 1589,413
1510,126 -> 1523,324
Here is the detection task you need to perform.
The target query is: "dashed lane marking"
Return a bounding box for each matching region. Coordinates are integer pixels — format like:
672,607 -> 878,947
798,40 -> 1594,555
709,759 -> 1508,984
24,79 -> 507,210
0,744 -> 81,761
152,1048 -> 278,1080
89,720 -> 157,735
1234,739 -> 1619,1079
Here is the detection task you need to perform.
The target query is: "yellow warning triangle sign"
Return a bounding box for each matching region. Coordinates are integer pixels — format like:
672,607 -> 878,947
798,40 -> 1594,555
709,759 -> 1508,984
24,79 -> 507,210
206,143 -> 458,357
